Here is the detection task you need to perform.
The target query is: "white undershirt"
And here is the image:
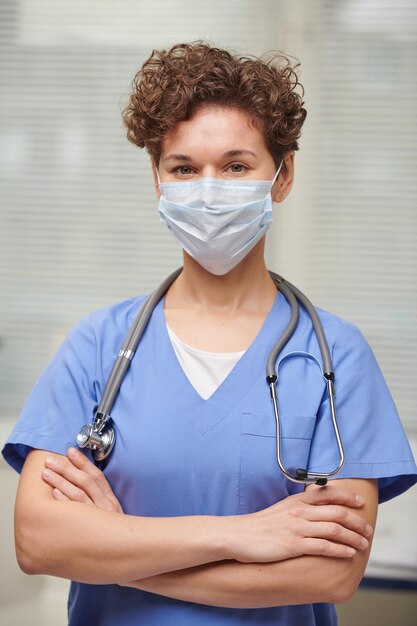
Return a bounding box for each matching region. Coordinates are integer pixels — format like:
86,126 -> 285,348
166,323 -> 246,400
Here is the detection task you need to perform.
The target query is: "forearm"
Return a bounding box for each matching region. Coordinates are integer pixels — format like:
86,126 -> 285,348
19,503 -> 231,584
127,478 -> 378,608
128,554 -> 362,608
30,452 -> 376,594
16,451 -> 229,584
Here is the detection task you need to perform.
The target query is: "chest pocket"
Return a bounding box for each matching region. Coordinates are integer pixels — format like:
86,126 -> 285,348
238,412 -> 317,514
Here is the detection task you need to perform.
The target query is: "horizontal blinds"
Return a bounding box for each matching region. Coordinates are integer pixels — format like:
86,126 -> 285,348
0,37 -> 180,415
314,0 -> 417,431
1,0 -> 416,432
0,0 -> 275,417
269,0 -> 417,431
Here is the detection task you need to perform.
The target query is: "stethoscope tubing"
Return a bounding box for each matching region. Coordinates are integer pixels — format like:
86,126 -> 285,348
268,272 -> 333,378
96,267 -> 182,418
78,268 -> 345,484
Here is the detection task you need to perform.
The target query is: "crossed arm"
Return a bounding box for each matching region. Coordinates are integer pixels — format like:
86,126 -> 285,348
15,447 -> 378,608
125,482 -> 377,607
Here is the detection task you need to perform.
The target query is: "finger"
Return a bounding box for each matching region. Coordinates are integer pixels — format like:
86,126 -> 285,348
302,520 -> 370,552
67,447 -> 122,505
303,484 -> 364,509
53,488 -> 70,501
44,457 -> 116,511
67,448 -> 123,513
305,504 -> 373,539
42,468 -> 94,506
301,537 -> 358,559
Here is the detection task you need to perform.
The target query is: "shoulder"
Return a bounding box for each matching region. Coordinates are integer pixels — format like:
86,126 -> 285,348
67,294 -> 149,347
47,294 -> 152,371
301,302 -> 383,379
317,306 -> 369,346
88,294 -> 149,336
310,306 -> 386,391
295,299 -> 372,360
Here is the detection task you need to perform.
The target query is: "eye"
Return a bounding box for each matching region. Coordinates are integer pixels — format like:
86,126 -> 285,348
173,166 -> 195,176
227,163 -> 248,174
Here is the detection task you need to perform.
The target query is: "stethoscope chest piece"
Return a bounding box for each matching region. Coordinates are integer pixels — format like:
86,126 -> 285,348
75,268 -> 345,483
76,414 -> 116,462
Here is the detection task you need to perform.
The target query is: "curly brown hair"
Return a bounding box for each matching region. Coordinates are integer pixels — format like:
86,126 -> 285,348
122,41 -> 307,167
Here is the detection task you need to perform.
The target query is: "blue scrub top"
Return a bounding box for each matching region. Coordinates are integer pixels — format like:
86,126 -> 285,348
3,290 -> 417,626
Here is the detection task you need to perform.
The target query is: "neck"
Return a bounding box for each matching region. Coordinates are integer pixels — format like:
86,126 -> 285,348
165,239 -> 278,315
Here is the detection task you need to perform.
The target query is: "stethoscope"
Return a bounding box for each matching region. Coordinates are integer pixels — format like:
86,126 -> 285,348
76,268 -> 345,486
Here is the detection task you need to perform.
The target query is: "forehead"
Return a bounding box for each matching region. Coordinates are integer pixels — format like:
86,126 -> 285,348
161,105 -> 268,157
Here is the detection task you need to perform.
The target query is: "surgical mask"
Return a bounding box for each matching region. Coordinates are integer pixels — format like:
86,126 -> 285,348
157,160 -> 283,275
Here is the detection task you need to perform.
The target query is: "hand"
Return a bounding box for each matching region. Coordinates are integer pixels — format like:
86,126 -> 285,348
42,447 -> 123,513
229,483 -> 373,563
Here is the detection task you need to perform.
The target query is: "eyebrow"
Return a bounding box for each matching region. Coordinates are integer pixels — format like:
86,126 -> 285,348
163,149 -> 257,162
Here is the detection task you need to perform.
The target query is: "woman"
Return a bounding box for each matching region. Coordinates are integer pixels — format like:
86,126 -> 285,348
3,42 -> 416,626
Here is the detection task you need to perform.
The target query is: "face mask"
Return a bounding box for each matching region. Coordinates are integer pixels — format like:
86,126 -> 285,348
157,160 -> 283,275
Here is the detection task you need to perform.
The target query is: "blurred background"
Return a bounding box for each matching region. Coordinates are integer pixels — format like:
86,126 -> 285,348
0,0 -> 416,624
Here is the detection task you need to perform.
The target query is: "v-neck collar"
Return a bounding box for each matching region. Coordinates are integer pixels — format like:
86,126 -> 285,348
151,290 -> 289,434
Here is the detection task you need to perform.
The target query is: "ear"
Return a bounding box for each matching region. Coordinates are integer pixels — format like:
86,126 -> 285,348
151,159 -> 161,199
271,151 -> 295,203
